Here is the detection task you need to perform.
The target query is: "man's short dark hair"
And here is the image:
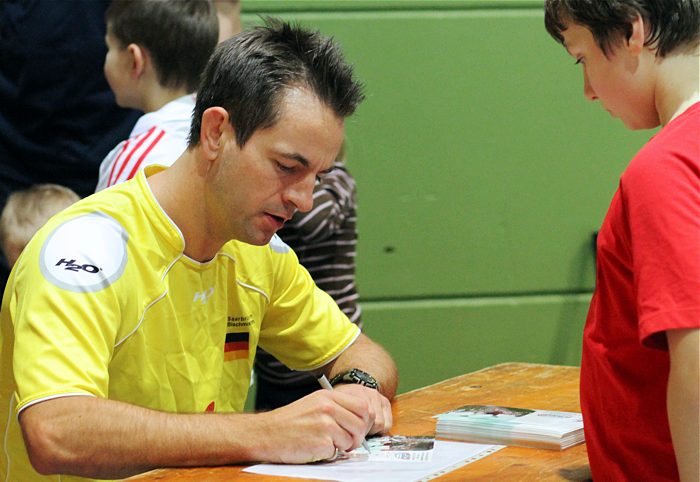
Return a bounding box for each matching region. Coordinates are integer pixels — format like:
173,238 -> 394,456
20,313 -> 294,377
106,0 -> 218,92
189,18 -> 365,148
544,0 -> 700,57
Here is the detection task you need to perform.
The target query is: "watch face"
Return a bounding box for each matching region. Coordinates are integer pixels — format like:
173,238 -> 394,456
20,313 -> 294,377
352,369 -> 374,384
331,368 -> 379,389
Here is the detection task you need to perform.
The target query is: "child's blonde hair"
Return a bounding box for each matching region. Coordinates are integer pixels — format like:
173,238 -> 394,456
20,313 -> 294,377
0,184 -> 79,266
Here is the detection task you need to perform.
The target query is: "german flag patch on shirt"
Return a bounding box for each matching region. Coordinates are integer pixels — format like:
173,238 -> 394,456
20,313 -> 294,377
224,332 -> 249,361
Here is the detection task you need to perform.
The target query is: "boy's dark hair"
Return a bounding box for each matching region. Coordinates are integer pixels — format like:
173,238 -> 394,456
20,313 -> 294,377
188,17 -> 365,148
106,0 -> 218,92
544,0 -> 700,57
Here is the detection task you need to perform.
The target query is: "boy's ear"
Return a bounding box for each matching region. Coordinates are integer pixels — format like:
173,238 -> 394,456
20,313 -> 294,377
126,43 -> 147,79
199,107 -> 231,160
626,15 -> 646,55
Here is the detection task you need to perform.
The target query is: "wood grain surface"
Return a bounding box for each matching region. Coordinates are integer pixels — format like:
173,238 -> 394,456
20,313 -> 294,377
127,363 -> 590,481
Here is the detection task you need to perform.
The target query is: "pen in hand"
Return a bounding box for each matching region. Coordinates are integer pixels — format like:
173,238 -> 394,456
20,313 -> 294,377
317,374 -> 372,453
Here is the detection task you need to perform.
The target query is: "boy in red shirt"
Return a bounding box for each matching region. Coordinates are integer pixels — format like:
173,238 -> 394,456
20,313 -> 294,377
544,1 -> 699,480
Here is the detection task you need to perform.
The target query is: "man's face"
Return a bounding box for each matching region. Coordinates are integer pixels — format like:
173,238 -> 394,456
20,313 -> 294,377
561,22 -> 658,130
103,27 -> 136,109
206,88 -> 345,246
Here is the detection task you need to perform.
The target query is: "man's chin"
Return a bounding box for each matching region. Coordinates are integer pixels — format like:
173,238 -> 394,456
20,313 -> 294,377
238,231 -> 275,247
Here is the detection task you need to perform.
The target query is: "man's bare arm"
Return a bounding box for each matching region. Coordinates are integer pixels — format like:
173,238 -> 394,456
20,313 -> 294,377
322,332 -> 398,400
667,328 -> 700,482
19,387 -> 371,479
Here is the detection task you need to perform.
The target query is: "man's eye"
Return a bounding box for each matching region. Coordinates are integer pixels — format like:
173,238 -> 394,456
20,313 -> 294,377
276,162 -> 294,173
574,58 -> 584,65
315,168 -> 334,182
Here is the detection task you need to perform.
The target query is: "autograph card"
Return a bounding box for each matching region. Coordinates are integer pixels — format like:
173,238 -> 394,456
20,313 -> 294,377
344,435 -> 435,462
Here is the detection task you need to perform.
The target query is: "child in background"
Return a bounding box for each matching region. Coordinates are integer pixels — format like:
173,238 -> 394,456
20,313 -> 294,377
96,0 -> 218,191
215,0 -> 242,43
544,1 -> 699,480
0,184 -> 79,266
255,143 -> 364,409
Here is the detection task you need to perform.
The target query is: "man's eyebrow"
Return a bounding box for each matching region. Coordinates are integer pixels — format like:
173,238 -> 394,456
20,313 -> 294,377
279,151 -> 310,167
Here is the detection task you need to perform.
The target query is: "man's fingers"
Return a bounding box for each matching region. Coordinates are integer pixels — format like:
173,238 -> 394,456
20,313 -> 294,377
330,384 -> 393,437
369,394 -> 393,434
303,390 -> 365,452
322,390 -> 372,450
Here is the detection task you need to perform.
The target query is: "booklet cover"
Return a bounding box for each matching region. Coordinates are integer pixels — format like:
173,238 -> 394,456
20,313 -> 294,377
435,405 -> 584,450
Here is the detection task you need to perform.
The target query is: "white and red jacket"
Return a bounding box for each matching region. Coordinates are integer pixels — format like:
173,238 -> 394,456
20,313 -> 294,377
95,94 -> 195,191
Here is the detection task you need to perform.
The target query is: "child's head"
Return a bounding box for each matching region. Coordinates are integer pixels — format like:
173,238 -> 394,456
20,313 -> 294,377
104,0 -> 218,105
544,0 -> 700,58
0,184 -> 80,266
544,0 -> 699,130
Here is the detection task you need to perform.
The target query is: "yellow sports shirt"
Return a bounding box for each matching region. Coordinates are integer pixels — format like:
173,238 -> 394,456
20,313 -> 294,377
0,166 -> 360,481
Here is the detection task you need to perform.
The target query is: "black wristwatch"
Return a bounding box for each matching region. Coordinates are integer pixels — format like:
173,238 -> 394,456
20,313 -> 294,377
330,368 -> 379,390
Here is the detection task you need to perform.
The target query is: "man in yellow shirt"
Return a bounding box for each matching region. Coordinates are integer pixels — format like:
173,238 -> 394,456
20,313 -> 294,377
0,18 -> 398,481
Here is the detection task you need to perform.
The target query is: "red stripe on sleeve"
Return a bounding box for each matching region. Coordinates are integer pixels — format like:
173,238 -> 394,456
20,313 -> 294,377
126,129 -> 165,181
109,126 -> 158,187
107,139 -> 132,187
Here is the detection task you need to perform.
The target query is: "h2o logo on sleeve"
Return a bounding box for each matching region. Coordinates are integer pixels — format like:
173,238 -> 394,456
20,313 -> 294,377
54,258 -> 101,273
40,212 -> 129,292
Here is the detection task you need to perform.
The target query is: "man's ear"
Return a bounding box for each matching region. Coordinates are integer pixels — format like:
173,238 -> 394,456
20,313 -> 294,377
126,43 -> 147,79
199,107 -> 231,160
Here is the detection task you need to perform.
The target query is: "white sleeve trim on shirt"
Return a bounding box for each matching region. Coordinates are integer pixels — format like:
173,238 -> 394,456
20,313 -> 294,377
303,327 -> 361,372
16,392 -> 96,417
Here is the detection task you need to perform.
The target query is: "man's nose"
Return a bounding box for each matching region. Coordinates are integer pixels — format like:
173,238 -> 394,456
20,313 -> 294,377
284,177 -> 315,213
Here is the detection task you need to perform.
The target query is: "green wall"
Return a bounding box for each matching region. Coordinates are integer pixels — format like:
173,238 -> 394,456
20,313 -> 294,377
242,1 -> 653,396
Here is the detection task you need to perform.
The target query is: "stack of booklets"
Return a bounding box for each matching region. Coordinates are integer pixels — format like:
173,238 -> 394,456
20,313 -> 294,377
435,404 -> 584,450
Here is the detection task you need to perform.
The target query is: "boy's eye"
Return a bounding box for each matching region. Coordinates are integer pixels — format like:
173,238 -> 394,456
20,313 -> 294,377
574,58 -> 584,65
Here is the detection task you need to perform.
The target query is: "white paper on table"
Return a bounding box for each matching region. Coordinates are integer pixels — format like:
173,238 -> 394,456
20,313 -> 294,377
363,435 -> 435,462
243,440 -> 504,482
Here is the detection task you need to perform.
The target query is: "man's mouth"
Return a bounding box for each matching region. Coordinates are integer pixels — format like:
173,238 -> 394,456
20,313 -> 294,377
266,213 -> 288,227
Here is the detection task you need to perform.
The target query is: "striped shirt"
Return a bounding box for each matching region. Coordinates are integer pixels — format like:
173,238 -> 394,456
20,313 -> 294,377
95,94 -> 194,191
255,163 -> 361,385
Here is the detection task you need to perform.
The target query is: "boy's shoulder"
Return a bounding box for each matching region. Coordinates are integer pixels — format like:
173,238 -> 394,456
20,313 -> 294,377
642,102 -> 699,160
130,95 -> 195,136
624,102 -> 700,183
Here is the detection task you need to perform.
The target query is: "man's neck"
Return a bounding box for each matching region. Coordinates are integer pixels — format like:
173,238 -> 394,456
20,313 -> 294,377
147,155 -> 225,262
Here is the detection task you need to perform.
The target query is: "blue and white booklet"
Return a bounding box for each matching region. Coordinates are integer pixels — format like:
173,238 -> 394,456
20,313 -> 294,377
435,405 -> 584,450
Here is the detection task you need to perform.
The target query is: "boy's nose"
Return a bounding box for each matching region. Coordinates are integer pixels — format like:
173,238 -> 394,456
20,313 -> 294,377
583,74 -> 597,101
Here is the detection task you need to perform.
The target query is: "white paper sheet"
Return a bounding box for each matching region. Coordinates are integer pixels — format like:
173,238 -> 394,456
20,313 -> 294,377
243,440 -> 504,482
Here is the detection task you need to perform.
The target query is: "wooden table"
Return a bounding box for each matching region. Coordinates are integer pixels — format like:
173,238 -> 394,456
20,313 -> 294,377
129,363 -> 590,481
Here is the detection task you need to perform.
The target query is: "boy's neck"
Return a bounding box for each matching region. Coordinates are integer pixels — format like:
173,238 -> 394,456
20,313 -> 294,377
141,85 -> 192,113
655,50 -> 700,126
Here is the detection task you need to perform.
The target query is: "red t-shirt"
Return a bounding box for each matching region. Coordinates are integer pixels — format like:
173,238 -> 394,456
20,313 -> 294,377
581,102 -> 700,481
